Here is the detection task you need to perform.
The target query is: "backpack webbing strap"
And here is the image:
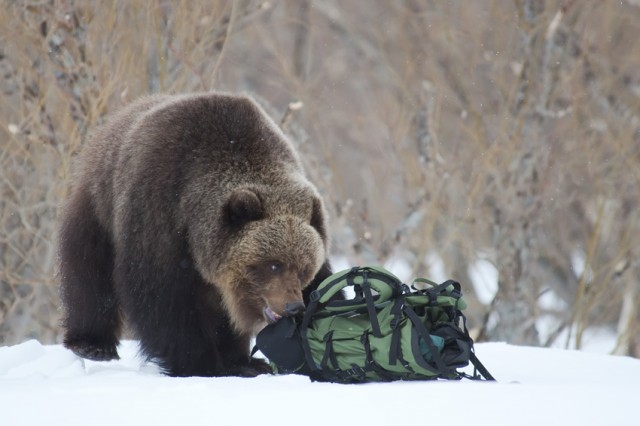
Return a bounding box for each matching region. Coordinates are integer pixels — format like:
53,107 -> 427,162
388,295 -> 405,366
403,304 -> 449,375
299,296 -> 320,372
320,333 -> 396,383
361,331 -> 395,382
303,269 -> 353,312
470,351 -> 496,381
361,278 -> 382,337
415,279 -> 462,302
320,331 -> 339,371
458,313 -> 496,381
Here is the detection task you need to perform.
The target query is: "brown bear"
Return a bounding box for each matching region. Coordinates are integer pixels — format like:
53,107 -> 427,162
57,92 -> 337,377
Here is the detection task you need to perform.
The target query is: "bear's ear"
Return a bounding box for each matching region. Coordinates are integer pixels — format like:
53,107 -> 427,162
310,197 -> 327,244
225,188 -> 264,226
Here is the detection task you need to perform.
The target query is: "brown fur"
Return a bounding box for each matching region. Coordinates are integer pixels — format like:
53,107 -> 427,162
57,92 -> 335,376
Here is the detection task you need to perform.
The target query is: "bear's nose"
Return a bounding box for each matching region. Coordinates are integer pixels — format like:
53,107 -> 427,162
284,301 -> 306,317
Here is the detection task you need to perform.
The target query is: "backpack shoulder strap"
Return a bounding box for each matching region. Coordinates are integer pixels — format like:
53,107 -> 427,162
312,266 -> 401,308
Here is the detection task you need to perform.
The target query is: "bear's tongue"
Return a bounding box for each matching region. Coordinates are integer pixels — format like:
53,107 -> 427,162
263,306 -> 282,324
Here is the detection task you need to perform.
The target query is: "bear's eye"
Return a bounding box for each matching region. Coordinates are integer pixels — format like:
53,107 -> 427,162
269,262 -> 282,273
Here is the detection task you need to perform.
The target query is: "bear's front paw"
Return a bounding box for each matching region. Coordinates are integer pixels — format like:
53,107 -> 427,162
65,339 -> 120,361
249,357 -> 273,375
227,358 -> 273,377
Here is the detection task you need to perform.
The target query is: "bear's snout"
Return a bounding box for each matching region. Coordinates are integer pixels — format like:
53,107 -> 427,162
263,299 -> 305,324
263,282 -> 305,324
283,301 -> 305,316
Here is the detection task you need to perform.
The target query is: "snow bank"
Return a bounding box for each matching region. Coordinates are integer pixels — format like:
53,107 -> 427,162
1,340 -> 639,426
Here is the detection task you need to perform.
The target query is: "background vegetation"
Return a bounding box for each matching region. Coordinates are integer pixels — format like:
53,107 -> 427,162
1,0 -> 638,356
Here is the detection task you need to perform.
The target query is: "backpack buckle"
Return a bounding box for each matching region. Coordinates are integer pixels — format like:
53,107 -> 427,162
309,290 -> 320,302
346,365 -> 366,378
390,316 -> 401,330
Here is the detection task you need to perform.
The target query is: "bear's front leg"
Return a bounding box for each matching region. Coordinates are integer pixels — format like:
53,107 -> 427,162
216,329 -> 273,377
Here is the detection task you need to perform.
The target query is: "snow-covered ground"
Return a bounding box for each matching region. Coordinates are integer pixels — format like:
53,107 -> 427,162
1,340 -> 639,426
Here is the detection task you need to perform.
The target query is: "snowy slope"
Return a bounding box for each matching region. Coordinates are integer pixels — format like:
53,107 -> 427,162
1,340 -> 639,426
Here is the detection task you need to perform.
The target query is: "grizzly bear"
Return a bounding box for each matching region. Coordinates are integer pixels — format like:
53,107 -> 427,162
57,92 -> 337,377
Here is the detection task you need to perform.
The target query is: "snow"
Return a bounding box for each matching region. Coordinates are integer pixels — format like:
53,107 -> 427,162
1,340 -> 639,426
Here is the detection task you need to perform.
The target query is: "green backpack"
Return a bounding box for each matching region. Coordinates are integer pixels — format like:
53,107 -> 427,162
255,266 -> 494,383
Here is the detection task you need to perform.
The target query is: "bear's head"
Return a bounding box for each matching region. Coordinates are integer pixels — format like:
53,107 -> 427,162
215,187 -> 327,334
